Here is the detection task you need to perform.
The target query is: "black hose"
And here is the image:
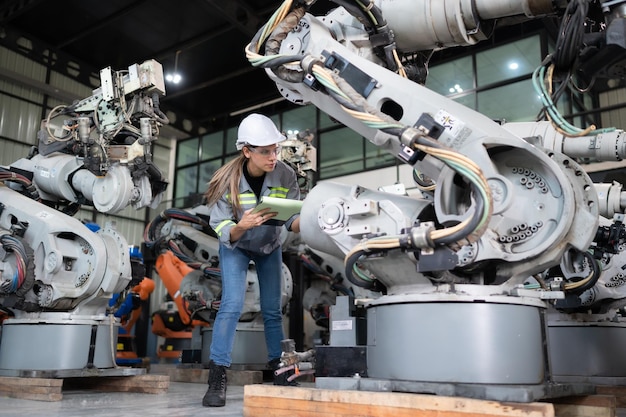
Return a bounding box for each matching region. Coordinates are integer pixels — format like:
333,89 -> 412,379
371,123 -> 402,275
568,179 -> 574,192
567,250 -> 601,295
431,186 -> 485,246
331,0 -> 374,30
552,0 -> 588,71
344,249 -> 385,292
331,0 -> 386,32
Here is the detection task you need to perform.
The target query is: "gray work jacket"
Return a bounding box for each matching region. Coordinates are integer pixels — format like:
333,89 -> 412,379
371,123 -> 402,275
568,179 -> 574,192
209,160 -> 300,255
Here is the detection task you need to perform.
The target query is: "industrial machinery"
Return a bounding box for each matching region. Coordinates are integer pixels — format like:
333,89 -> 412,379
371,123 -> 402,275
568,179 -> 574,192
0,60 -> 168,376
150,250 -> 211,362
144,204 -> 294,369
111,276 -> 155,366
281,129 -> 317,199
108,246 -> 155,366
247,0 -> 626,402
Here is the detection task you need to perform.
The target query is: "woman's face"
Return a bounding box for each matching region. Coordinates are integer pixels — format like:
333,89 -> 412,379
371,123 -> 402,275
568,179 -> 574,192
244,144 -> 281,176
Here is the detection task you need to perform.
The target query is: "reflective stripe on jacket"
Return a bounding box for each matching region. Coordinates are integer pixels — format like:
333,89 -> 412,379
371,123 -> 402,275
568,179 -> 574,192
209,160 -> 300,255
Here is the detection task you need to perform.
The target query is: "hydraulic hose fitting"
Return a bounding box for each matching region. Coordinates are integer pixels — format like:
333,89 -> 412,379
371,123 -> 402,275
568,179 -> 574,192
408,222 -> 436,249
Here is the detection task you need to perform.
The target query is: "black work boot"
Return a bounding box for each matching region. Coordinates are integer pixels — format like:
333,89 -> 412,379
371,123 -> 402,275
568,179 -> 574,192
268,358 -> 299,386
202,360 -> 227,407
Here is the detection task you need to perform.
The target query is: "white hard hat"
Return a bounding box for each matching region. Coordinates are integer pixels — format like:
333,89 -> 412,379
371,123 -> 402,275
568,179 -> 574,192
236,113 -> 286,150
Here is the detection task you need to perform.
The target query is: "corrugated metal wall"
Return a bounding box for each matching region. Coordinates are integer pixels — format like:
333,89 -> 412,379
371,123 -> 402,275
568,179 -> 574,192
600,88 -> 626,129
0,48 -> 45,161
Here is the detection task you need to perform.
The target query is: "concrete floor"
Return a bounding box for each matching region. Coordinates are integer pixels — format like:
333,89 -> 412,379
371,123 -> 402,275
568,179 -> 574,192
0,363 -> 316,417
0,376 -> 249,417
0,365 -> 624,417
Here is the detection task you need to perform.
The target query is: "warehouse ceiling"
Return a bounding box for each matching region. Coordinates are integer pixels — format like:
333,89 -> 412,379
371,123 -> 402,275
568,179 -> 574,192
0,0 -> 547,138
0,0 -> 339,136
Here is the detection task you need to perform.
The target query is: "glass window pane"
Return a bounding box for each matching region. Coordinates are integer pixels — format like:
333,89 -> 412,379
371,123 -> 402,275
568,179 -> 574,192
224,154 -> 238,165
319,127 -> 363,179
225,126 -> 239,154
320,160 -> 364,179
176,137 -> 199,166
365,140 -> 396,169
282,105 -> 316,136
477,79 -> 542,122
320,112 -> 344,129
477,36 -> 541,87
547,36 -> 555,54
175,166 -> 198,201
453,93 -> 476,110
198,160 -> 222,193
425,56 -> 473,96
201,132 -> 223,160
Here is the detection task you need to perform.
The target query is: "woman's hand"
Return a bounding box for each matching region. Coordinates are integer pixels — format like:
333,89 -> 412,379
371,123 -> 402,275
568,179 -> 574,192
290,216 -> 301,233
241,207 -> 277,230
229,208 -> 277,242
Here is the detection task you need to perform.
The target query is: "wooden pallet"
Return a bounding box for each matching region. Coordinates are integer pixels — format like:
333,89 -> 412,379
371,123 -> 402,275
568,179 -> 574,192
0,374 -> 170,402
243,385 -> 617,417
551,394 -> 616,417
596,385 -> 626,409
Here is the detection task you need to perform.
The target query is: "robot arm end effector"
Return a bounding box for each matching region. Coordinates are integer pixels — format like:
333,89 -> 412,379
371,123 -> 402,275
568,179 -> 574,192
13,59 -> 170,214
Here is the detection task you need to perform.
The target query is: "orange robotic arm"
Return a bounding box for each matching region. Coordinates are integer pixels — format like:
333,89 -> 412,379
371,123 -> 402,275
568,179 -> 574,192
155,250 -> 209,328
121,277 -> 155,333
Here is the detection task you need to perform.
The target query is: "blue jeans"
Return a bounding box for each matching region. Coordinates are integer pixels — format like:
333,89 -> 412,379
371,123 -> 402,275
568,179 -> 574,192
209,244 -> 285,367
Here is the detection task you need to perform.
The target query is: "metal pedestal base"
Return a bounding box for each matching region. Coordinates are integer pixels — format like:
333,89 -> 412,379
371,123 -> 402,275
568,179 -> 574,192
315,376 -> 594,403
548,317 -> 626,384
366,301 -> 546,385
201,324 -> 268,370
320,296 -> 600,402
0,319 -> 144,377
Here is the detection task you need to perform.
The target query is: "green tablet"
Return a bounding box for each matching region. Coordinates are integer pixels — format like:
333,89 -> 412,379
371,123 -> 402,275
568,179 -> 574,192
253,196 -> 303,221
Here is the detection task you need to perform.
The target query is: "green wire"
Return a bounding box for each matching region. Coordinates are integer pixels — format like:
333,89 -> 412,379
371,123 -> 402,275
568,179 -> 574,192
532,64 -> 615,136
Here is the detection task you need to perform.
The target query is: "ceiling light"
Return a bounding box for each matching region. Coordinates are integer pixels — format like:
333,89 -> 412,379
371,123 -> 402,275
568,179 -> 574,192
166,50 -> 182,84
509,62 -> 519,70
166,73 -> 182,84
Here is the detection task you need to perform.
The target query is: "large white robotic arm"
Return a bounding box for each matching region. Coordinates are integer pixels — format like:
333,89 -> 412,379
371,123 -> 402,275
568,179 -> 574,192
247,0 -> 626,312
0,61 -> 168,320
0,189 -> 132,316
4,60 -> 169,215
